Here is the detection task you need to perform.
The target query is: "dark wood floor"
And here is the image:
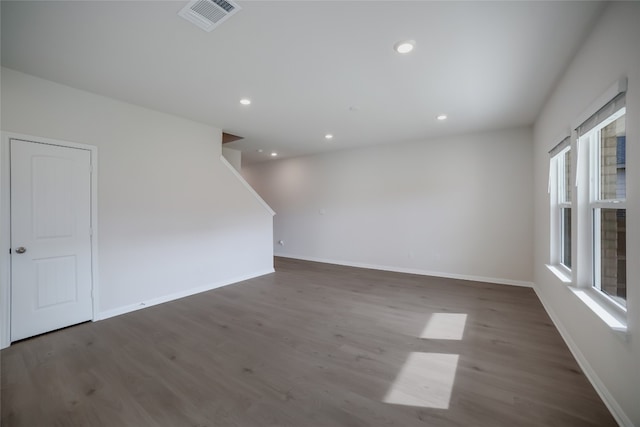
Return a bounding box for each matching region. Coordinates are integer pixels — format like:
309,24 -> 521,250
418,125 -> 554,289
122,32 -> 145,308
2,257 -> 616,426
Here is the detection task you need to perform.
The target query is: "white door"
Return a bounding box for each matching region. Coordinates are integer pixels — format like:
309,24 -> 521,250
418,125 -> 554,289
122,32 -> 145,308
10,139 -> 93,341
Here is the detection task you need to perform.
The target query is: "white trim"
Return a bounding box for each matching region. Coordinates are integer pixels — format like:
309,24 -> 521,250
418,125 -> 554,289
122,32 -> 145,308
275,253 -> 533,288
575,132 -> 581,188
546,264 -> 572,284
590,201 -> 627,209
571,77 -> 627,131
0,132 -> 99,349
95,268 -> 274,321
595,106 -> 626,134
220,155 -> 275,216
89,147 -> 100,324
568,287 -> 627,333
0,137 -> 11,349
533,284 -> 633,427
547,158 -> 552,195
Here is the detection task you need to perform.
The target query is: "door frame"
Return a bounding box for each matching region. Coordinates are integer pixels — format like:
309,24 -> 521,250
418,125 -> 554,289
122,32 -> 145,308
0,132 -> 99,349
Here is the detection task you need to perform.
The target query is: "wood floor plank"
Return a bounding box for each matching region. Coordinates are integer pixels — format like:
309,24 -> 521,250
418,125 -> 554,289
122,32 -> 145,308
1,257 -> 617,426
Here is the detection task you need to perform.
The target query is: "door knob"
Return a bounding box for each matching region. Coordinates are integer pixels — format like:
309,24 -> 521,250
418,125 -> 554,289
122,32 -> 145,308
15,247 -> 26,254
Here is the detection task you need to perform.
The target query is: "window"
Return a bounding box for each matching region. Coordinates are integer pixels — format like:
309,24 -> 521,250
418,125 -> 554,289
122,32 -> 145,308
549,83 -> 629,330
582,107 -> 627,308
549,137 -> 572,276
558,148 -> 572,269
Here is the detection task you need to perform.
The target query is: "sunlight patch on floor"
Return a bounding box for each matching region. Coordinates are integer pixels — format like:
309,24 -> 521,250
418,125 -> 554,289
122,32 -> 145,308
383,352 -> 459,409
420,313 -> 467,340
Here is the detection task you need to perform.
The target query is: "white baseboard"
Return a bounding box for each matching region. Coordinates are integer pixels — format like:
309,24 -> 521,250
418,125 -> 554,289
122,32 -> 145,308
532,284 -> 632,427
275,253 -> 533,288
95,269 -> 274,321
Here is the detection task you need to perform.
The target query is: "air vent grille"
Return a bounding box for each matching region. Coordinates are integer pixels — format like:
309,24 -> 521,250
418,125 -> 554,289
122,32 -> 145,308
178,0 -> 241,32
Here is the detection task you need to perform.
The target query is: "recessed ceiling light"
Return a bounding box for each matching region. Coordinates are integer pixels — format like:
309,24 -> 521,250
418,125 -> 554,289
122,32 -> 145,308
325,134 -> 334,140
240,98 -> 251,106
394,40 -> 415,54
270,152 -> 278,157
257,149 -> 263,153
437,114 -> 448,121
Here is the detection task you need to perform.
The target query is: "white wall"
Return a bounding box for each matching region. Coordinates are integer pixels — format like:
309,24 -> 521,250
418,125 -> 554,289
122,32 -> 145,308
245,127 -> 533,286
222,146 -> 242,172
532,2 -> 640,425
0,68 -> 274,324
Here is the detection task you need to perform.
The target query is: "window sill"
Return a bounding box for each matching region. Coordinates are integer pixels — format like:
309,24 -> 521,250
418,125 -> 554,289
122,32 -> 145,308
546,264 -> 572,284
546,264 -> 627,337
569,287 -> 628,337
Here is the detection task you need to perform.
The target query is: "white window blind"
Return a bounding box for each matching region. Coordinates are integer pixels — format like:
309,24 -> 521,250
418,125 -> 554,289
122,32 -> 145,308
549,136 -> 571,157
576,92 -> 626,137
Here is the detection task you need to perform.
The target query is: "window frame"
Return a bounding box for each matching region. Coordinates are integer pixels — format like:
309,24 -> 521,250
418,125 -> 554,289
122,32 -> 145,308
548,144 -> 573,281
557,147 -> 572,273
552,79 -> 630,333
584,106 -> 627,310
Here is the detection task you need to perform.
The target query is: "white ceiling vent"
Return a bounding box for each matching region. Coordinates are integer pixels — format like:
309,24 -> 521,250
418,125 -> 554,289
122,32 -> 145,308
178,0 -> 241,32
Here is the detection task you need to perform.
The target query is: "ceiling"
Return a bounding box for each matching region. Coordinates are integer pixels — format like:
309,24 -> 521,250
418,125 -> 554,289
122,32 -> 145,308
1,1 -> 605,164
